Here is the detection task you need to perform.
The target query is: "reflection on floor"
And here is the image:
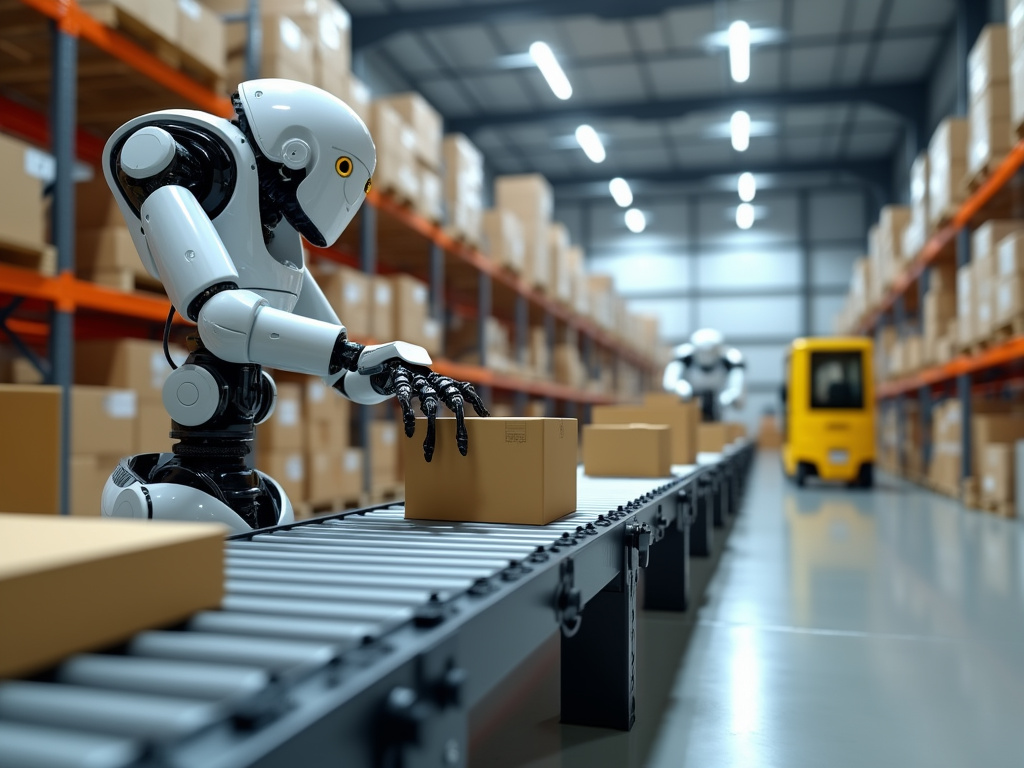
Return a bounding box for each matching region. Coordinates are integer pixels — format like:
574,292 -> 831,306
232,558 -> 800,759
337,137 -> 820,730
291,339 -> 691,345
469,452 -> 1024,768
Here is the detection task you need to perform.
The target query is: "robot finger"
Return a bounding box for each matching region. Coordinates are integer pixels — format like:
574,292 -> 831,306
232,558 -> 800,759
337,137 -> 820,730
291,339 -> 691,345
452,399 -> 469,456
415,378 -> 440,463
459,381 -> 490,417
390,364 -> 418,438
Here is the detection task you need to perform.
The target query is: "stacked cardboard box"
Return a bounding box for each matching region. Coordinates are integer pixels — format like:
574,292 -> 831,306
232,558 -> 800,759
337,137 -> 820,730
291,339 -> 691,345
530,327 -> 550,379
973,221 -> 1024,341
0,386 -> 61,515
567,246 -> 590,318
553,344 -> 586,389
922,261 -> 957,364
443,134 -> 484,245
79,0 -> 178,56
870,206 -> 911,294
70,386 -> 138,516
0,133 -> 47,255
548,222 -> 573,306
928,398 -> 963,496
391,274 -> 441,356
369,101 -> 418,204
966,25 -> 1012,184
297,376 -> 352,503
957,261 -> 975,350
928,117 -> 969,228
370,420 -> 400,492
482,209 -> 526,274
1010,0 -> 1024,138
343,75 -> 372,125
175,0 -> 227,81
495,174 -> 553,291
256,381 -> 306,505
587,274 -> 615,331
995,230 -> 1024,327
313,263 -> 371,337
377,93 -> 444,222
370,275 -> 394,340
447,317 -> 514,372
591,394 -> 698,466
902,153 -> 931,259
849,257 -> 871,323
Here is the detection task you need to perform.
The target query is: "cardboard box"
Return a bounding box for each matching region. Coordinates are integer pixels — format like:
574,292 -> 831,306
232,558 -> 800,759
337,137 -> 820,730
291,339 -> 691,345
75,339 -> 184,402
310,4 -> 351,97
259,450 -> 305,504
482,209 -> 526,273
0,514 -> 224,678
256,382 -> 304,451
259,15 -> 315,83
371,420 -> 400,483
304,402 -> 347,455
314,264 -> 370,337
758,414 -> 782,449
369,101 -> 418,202
553,344 -> 584,388
371,276 -> 394,340
583,424 -> 671,478
591,401 -> 698,465
981,442 -> 1014,505
70,454 -> 108,516
306,451 -> 342,501
391,274 -> 430,346
339,447 -> 363,497
136,399 -> 174,454
176,0 -> 226,76
495,175 -> 553,289
76,226 -> 148,277
377,93 -> 443,170
72,386 -> 137,456
973,219 -> 1024,260
0,132 -> 46,249
968,24 -> 1009,101
968,84 -> 1013,175
928,117 -> 968,225
972,412 -> 1024,477
343,74 -> 372,126
79,0 -> 177,45
75,174 -> 124,229
0,385 -> 61,515
996,274 -> 1024,324
305,376 -> 346,424
548,222 -> 572,304
404,418 -> 577,524
698,422 -> 733,453
957,262 -> 974,346
417,165 -> 443,223
443,134 -> 483,244
1013,48 -> 1024,140
998,230 -> 1024,276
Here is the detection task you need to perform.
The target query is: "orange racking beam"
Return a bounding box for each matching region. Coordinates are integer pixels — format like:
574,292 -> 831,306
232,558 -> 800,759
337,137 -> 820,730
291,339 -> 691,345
0,95 -> 106,164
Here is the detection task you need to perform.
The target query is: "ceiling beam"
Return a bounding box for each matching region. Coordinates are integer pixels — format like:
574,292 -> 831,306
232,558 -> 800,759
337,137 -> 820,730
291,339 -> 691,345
352,0 -> 705,49
446,81 -> 928,134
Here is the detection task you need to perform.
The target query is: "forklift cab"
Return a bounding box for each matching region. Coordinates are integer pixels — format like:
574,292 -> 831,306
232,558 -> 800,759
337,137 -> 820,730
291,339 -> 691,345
781,337 -> 875,488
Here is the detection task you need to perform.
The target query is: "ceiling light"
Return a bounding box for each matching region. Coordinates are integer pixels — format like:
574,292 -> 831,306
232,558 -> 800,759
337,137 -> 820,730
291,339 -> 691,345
728,21 -> 751,83
625,208 -> 646,233
736,203 -> 755,230
609,177 -> 633,207
575,125 -> 606,163
738,172 -> 756,202
731,110 -> 750,152
529,42 -> 572,100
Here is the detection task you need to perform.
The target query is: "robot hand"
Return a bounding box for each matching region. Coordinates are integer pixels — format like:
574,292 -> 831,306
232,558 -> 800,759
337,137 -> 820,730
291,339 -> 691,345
719,388 -> 742,410
342,342 -> 490,462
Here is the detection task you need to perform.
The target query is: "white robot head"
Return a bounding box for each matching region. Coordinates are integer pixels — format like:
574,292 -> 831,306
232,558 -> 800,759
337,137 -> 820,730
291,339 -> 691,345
690,328 -> 725,370
235,79 -> 376,247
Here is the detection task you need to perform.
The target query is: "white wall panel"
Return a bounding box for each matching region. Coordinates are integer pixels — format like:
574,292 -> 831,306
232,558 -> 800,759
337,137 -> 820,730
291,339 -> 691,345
589,200 -> 691,248
697,249 -> 801,290
737,343 -> 789,384
624,297 -> 691,341
697,296 -> 802,338
808,190 -> 866,242
591,253 -> 690,293
812,294 -> 847,335
697,193 -> 798,246
812,246 -> 861,287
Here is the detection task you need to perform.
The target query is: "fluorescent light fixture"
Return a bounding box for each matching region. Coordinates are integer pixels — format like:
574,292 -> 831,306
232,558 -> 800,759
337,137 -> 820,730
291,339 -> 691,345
728,21 -> 751,83
529,42 -> 572,100
625,208 -> 646,233
609,177 -> 633,207
575,125 -> 606,163
736,202 -> 755,230
738,172 -> 756,202
731,110 -> 750,152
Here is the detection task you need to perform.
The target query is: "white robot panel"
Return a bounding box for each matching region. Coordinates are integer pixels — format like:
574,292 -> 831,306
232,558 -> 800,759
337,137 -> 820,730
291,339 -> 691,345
663,328 -> 746,422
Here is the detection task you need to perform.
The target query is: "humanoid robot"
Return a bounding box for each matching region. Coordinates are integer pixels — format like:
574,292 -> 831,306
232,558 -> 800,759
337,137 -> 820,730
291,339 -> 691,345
98,79 -> 488,533
662,328 -> 745,422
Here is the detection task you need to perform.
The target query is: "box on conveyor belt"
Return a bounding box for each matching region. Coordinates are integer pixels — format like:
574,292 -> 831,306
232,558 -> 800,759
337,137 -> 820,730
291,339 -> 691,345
75,338 -> 185,402
495,174 -> 553,290
482,209 -> 526,273
71,386 -> 137,456
0,385 -> 61,515
0,132 -> 46,249
592,398 -> 697,465
0,514 -> 224,678
376,93 -> 443,170
928,117 -> 968,226
404,418 -> 577,524
313,264 -> 370,338
583,424 -> 671,478
698,422 -> 734,453
256,382 -> 304,451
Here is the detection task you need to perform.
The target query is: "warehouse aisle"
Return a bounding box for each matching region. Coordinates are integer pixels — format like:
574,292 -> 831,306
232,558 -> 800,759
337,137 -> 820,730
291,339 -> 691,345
646,452 -> 1024,768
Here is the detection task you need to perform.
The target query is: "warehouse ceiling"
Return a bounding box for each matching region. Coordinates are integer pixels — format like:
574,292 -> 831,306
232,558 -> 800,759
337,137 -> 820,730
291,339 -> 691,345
347,0 -> 955,193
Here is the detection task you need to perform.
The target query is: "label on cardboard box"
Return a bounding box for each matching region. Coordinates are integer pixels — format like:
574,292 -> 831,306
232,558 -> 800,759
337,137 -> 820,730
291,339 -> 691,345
401,127 -> 416,151
412,285 -> 427,305
277,399 -> 299,427
319,15 -> 341,49
177,0 -> 201,20
345,450 -> 361,472
103,390 -> 137,420
345,282 -> 363,303
376,283 -> 392,304
279,17 -> 302,51
307,380 -> 326,403
381,424 -> 396,444
984,475 -> 995,493
285,454 -> 304,482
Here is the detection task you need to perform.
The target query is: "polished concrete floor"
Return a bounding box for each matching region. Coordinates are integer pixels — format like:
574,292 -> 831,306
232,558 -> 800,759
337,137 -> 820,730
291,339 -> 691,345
469,452 -> 1024,768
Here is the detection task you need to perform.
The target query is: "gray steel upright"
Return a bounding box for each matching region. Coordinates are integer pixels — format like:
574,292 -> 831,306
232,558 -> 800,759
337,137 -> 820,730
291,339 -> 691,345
50,24 -> 77,516
514,294 -> 528,415
957,227 -> 972,482
359,205 -> 377,494
476,271 -> 492,406
428,241 -> 444,358
244,0 -> 262,82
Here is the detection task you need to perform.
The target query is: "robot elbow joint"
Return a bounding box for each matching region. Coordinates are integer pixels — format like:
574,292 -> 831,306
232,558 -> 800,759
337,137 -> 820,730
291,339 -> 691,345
196,289 -> 266,364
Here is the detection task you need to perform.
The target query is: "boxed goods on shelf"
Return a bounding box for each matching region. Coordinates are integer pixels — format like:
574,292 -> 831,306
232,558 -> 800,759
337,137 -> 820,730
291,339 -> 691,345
482,209 -> 525,273
928,117 -> 969,227
871,206 -> 911,291
567,246 -> 589,317
995,231 -> 1024,328
376,93 -> 443,171
548,223 -> 573,305
404,417 -> 577,525
79,0 -> 178,49
343,75 -> 372,125
972,220 -> 1024,340
175,0 -> 227,81
313,263 -> 371,336
443,135 -> 484,246
0,385 -> 61,515
71,386 -> 136,456
1011,0 -> 1024,138
530,327 -> 549,379
0,514 -> 224,678
256,381 -> 305,451
966,25 -> 1011,184
234,15 -> 315,84
370,276 -> 394,340
0,132 -> 46,255
417,166 -> 443,224
957,261 -> 974,350
902,153 -> 931,259
370,420 -> 400,489
75,338 -> 185,403
553,344 -> 586,388
339,447 -> 363,498
583,424 -> 671,478
587,274 -> 615,330
850,257 -> 870,322
369,102 -> 418,204
447,316 -> 514,372
927,398 -> 963,496
980,442 -> 1016,515
922,286 -> 957,365
258,450 -> 305,506
495,174 -> 553,291
76,225 -> 160,294
391,274 -> 440,356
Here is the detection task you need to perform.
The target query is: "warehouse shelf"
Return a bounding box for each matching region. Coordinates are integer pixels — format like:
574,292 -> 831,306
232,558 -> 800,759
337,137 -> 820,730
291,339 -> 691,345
876,336 -> 1024,399
857,139 -> 1024,335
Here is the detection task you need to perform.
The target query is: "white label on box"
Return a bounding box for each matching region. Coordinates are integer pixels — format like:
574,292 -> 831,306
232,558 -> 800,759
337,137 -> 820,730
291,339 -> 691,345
319,15 -> 341,50
423,318 -> 440,340
345,282 -> 362,304
104,390 -> 138,420
412,285 -> 427,305
345,450 -> 361,472
352,79 -> 370,102
285,454 -> 304,481
382,424 -> 396,444
177,0 -> 200,20
151,352 -> 168,390
307,380 -> 326,403
1000,243 -> 1014,275
280,17 -> 302,51
278,399 -> 299,426
303,0 -> 317,14
376,283 -> 392,304
24,148 -> 54,182
331,7 -> 351,30
984,475 -> 995,493
999,283 -> 1011,313
401,127 -> 417,151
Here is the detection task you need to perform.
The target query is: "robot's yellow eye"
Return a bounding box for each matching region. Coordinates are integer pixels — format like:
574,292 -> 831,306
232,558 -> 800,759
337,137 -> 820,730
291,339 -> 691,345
336,156 -> 353,177
364,177 -> 372,193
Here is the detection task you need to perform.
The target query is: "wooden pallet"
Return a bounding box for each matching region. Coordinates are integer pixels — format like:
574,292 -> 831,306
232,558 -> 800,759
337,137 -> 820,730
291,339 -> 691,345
0,239 -> 56,276
88,268 -> 165,296
988,315 -> 1024,344
963,154 -> 1009,195
979,498 -> 1016,518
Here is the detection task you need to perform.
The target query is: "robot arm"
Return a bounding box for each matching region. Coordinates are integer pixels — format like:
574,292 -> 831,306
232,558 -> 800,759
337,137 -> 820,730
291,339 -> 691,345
662,360 -> 693,400
719,349 -> 746,410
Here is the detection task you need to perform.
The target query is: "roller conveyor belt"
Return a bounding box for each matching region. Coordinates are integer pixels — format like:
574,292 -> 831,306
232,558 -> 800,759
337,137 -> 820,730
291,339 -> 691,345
0,443 -> 754,768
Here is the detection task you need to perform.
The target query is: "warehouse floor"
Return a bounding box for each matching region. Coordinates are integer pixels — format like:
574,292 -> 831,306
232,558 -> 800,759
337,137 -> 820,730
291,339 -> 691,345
469,452 -> 1024,768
